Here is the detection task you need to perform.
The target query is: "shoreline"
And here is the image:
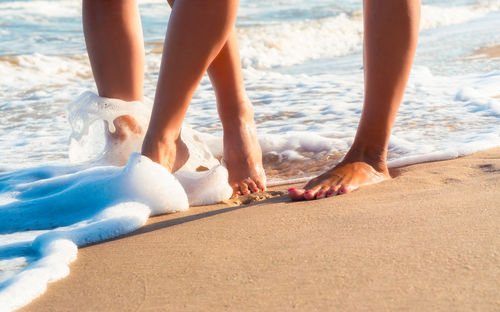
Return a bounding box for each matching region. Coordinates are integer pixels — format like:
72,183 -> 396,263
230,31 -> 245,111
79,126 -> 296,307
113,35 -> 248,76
471,44 -> 500,59
23,148 -> 500,311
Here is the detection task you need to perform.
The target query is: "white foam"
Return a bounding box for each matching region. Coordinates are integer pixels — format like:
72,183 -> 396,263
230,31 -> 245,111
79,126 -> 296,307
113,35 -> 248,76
65,92 -> 233,204
0,54 -> 91,90
67,92 -> 152,165
237,3 -> 500,69
420,3 -> 500,30
0,153 -> 235,311
387,138 -> 500,168
176,166 -> 233,206
238,13 -> 363,69
0,88 -> 240,310
0,1 -> 81,22
180,127 -> 221,172
0,152 -> 193,311
1,154 -> 189,234
67,92 -> 222,170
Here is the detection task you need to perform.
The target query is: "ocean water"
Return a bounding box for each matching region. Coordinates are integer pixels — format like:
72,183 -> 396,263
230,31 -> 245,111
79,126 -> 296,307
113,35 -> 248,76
1,0 -> 500,310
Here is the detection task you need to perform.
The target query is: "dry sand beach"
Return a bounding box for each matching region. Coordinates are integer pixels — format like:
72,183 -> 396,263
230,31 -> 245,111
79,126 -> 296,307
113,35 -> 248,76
23,148 -> 500,311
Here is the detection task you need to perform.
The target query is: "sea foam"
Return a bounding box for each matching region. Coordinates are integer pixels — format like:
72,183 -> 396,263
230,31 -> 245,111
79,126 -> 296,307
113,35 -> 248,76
0,151 -> 232,311
0,153 -> 184,311
237,3 -> 500,69
0,93 -> 233,311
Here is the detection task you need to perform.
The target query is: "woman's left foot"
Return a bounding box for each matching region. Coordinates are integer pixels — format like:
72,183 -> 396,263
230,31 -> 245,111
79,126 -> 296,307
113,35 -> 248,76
288,160 -> 390,201
223,106 -> 266,195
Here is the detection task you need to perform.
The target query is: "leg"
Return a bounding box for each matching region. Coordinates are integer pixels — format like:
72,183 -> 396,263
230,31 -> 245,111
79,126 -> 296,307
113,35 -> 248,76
83,0 -> 144,102
83,0 -> 145,142
164,0 -> 265,194
209,31 -> 266,195
141,0 -> 239,172
289,0 -> 420,200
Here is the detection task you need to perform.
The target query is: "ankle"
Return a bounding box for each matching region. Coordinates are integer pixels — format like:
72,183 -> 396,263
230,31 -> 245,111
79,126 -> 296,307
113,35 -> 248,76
142,132 -> 183,171
342,143 -> 388,173
219,97 -> 255,128
143,125 -> 181,146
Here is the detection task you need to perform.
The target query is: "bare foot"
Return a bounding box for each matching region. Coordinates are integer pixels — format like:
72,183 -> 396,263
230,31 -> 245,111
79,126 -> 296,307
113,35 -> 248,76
223,104 -> 266,195
141,133 -> 190,173
288,159 -> 390,201
101,115 -> 145,165
109,115 -> 143,141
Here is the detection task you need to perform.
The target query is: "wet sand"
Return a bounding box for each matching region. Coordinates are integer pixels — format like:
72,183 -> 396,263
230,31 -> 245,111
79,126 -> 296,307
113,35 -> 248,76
472,44 -> 500,59
24,148 -> 500,311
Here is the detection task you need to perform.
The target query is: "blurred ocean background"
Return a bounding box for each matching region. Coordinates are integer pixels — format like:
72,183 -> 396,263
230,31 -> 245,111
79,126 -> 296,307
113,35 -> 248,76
0,0 -> 499,181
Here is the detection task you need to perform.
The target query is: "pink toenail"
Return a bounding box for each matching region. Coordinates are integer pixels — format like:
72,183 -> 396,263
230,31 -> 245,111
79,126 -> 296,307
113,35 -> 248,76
317,193 -> 322,197
288,188 -> 296,191
305,191 -> 311,194
340,189 -> 345,193
254,189 -> 258,192
326,192 -> 332,196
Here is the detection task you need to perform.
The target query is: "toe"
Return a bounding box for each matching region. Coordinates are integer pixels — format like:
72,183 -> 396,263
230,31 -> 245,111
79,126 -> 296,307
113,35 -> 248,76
325,186 -> 337,197
316,186 -> 330,199
246,179 -> 259,193
328,185 -> 340,196
256,179 -> 266,192
239,181 -> 250,195
231,184 -> 241,196
304,187 -> 320,200
303,190 -> 314,200
288,188 -> 305,201
338,184 -> 351,195
316,192 -> 325,199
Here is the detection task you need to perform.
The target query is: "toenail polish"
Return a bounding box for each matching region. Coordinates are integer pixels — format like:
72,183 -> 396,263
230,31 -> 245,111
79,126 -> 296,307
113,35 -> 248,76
305,191 -> 311,194
254,189 -> 258,192
288,188 -> 296,191
317,193 -> 322,197
326,192 -> 332,196
340,189 -> 345,193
